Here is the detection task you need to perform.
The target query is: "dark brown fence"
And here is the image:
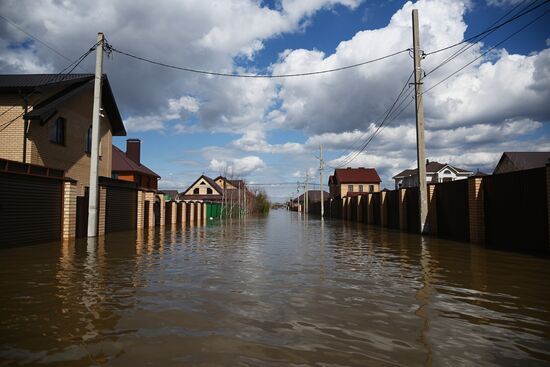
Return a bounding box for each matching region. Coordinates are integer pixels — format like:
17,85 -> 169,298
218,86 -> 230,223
0,170 -> 63,246
436,180 -> 469,241
76,190 -> 89,238
386,190 -> 399,229
100,177 -> 137,233
405,187 -> 419,233
484,167 -> 548,250
372,192 -> 381,225
350,197 -> 358,221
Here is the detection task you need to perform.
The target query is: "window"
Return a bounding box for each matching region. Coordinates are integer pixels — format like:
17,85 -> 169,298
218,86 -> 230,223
358,185 -> 363,192
207,188 -> 213,194
348,185 -> 353,192
49,117 -> 65,145
85,126 -> 92,153
193,187 -> 200,194
443,169 -> 451,174
369,185 -> 374,193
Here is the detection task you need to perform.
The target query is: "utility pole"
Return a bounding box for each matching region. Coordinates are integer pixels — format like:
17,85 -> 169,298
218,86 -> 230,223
305,172 -> 309,214
319,144 -> 324,218
87,32 -> 104,237
412,10 -> 429,234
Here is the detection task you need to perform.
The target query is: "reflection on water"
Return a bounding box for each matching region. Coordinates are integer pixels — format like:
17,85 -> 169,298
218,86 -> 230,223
1,210 -> 549,366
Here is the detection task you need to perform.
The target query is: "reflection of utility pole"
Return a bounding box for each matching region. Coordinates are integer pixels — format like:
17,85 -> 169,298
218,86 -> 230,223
319,144 -> 324,218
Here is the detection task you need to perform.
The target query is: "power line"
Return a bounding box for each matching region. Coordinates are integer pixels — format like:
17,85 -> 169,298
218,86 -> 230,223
423,7 -> 550,95
108,45 -> 410,78
425,0 -> 535,77
0,43 -> 99,133
424,0 -> 549,56
0,14 -> 91,73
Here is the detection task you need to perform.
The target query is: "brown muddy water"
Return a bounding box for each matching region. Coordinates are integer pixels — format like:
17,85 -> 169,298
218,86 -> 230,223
1,210 -> 549,366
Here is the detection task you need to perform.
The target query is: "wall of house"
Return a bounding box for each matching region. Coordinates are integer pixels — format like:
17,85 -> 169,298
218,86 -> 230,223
214,178 -> 235,189
185,179 -> 221,196
339,183 -> 380,197
25,88 -> 113,196
0,96 -> 26,162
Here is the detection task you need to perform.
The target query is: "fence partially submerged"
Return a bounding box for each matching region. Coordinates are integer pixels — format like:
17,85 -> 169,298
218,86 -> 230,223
314,165 -> 550,252
0,158 -> 209,247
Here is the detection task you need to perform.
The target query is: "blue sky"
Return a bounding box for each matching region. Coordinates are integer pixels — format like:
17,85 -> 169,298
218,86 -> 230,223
1,0 -> 549,200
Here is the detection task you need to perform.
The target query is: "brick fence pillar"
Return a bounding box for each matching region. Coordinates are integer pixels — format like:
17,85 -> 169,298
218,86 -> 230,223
357,195 -> 363,222
203,202 -> 207,223
196,202 -> 202,226
398,188 -> 407,231
98,186 -> 107,236
380,191 -> 387,227
169,201 -> 177,224
62,180 -> 77,239
468,177 -> 485,244
137,190 -> 145,229
157,194 -> 165,226
145,192 -> 155,227
427,184 -> 438,236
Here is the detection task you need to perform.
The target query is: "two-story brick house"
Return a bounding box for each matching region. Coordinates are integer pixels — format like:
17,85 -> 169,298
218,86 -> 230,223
329,167 -> 381,198
0,74 -> 126,195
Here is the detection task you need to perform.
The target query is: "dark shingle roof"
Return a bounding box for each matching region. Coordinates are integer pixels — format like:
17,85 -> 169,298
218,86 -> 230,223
0,74 -> 126,136
112,145 -> 160,178
182,175 -> 223,196
393,161 -> 472,179
497,152 -> 550,173
334,168 -> 381,183
0,74 -> 93,90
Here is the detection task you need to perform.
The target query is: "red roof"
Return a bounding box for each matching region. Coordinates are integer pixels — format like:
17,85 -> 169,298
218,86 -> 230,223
334,167 -> 381,183
112,145 -> 160,178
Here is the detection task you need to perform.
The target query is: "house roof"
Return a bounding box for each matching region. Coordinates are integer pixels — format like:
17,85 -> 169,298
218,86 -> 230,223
496,152 -> 550,173
214,176 -> 246,189
0,74 -> 126,136
392,161 -> 473,179
293,190 -> 330,202
333,167 -> 381,183
112,145 -> 160,178
182,175 -> 223,196
162,190 -> 179,200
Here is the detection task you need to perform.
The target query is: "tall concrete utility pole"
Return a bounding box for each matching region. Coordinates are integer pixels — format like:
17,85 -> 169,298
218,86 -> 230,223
319,144 -> 324,218
87,32 -> 104,237
305,172 -> 309,214
412,10 -> 429,234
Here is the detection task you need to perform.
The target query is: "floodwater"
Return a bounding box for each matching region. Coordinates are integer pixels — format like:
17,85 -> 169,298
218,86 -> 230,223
1,211 -> 550,366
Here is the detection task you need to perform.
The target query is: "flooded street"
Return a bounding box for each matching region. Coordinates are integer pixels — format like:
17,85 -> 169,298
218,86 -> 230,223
1,210 -> 550,366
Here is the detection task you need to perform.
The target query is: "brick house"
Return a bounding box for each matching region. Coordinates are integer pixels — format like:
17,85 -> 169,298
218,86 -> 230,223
392,160 -> 473,189
180,175 -> 224,201
0,74 -> 126,195
111,139 -> 160,191
329,167 -> 381,198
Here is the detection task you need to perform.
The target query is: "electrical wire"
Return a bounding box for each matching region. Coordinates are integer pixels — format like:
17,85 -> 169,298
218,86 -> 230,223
424,0 -> 549,56
425,0 -> 535,77
0,42 -> 99,133
423,7 -> 550,95
0,14 -> 92,73
108,45 -> 410,78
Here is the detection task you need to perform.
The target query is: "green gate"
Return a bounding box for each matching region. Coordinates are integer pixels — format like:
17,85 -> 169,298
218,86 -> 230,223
206,203 -> 222,221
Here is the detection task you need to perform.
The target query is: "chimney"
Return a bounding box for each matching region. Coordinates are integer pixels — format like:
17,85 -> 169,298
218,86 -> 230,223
426,159 -> 429,164
126,139 -> 141,165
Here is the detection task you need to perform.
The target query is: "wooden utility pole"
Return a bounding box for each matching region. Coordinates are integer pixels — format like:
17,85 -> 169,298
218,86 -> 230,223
87,32 -> 104,237
319,144 -> 324,218
412,10 -> 429,234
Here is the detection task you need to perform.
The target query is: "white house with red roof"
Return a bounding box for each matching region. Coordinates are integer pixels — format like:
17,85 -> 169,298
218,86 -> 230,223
328,167 -> 381,198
